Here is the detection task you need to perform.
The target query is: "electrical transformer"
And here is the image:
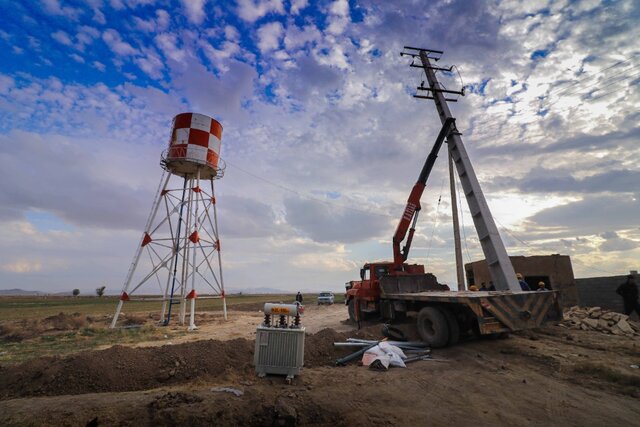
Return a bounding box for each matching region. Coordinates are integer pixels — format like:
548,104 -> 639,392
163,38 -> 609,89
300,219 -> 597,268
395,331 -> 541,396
254,303 -> 305,382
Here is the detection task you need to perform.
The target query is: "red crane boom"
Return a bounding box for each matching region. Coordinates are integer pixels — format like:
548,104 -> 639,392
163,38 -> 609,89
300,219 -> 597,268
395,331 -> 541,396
391,117 -> 455,271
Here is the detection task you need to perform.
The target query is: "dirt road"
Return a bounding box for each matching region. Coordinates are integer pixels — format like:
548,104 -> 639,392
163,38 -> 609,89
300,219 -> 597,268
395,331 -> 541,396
1,304 -> 639,426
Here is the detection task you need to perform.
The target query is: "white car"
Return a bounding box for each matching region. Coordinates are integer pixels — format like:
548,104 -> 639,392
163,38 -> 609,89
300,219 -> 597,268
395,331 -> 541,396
317,291 -> 335,305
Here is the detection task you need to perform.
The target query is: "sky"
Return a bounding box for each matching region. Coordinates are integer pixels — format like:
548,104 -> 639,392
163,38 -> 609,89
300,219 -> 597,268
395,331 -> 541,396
0,0 -> 638,295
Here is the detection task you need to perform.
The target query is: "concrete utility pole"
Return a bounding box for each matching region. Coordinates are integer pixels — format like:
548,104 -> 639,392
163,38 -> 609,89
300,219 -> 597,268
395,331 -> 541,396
448,149 -> 465,290
402,46 -> 521,292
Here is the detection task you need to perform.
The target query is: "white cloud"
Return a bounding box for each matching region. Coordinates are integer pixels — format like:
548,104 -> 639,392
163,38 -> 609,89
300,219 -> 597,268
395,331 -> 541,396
51,30 -> 73,46
181,0 -> 207,24
224,25 -> 240,41
41,0 -> 81,20
290,0 -> 308,15
202,40 -> 240,72
134,50 -> 164,78
102,29 -> 138,56
76,26 -> 100,50
326,0 -> 350,35
2,259 -> 43,273
156,10 -> 170,30
256,21 -> 284,53
155,33 -> 186,62
329,0 -> 349,16
92,61 -> 106,71
236,0 -> 285,22
284,24 -> 321,50
134,10 -> 170,32
69,53 -> 85,63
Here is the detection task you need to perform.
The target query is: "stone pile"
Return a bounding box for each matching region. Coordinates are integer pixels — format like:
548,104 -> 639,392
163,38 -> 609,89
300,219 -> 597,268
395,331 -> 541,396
562,306 -> 640,337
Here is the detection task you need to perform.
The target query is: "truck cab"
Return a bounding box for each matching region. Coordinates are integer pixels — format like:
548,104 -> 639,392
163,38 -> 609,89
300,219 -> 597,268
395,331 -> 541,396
345,262 -> 428,320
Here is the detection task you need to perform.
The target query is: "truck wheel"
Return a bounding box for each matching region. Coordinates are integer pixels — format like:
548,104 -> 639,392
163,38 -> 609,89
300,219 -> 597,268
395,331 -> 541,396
348,299 -> 356,322
440,307 -> 460,346
417,307 -> 449,348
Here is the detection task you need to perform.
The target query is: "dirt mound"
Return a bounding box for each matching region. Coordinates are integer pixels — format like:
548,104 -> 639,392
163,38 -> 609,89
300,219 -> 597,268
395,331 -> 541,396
0,326 -> 377,400
0,338 -> 254,400
304,325 -> 383,367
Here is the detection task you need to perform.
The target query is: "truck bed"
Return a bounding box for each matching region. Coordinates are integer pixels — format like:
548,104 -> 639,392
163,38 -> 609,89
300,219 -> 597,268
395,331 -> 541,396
382,290 -> 561,333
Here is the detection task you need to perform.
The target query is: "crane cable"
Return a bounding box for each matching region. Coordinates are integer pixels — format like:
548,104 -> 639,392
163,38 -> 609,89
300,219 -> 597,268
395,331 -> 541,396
425,178 -> 446,262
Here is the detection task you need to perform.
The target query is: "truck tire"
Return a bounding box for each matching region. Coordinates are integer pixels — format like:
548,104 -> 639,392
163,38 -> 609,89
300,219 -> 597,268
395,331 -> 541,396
417,307 -> 449,348
348,299 -> 356,322
440,307 -> 460,346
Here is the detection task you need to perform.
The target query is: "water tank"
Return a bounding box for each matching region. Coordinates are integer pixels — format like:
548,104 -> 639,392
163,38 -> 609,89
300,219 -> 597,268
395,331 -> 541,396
164,112 -> 223,179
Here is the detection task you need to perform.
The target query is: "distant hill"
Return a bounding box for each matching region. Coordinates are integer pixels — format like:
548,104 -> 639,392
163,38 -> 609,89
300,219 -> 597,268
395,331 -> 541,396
0,288 -> 47,296
227,287 -> 289,294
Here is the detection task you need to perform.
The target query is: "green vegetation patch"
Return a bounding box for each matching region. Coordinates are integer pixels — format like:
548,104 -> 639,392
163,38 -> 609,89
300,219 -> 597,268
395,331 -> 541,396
0,324 -> 177,365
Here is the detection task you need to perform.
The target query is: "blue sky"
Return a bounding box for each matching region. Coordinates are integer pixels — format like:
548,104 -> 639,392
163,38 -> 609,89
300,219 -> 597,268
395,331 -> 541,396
0,0 -> 639,294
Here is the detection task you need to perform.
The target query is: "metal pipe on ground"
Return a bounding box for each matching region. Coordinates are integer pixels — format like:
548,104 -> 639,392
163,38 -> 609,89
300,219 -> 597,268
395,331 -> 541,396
335,344 -> 377,366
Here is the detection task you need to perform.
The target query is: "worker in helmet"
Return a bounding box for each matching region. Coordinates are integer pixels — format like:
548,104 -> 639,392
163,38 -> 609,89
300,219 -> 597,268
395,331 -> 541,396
537,281 -> 549,291
469,285 -> 479,291
516,273 -> 531,291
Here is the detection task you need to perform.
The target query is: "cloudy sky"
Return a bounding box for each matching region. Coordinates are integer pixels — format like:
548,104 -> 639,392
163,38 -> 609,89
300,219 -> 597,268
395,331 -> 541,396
0,0 -> 638,295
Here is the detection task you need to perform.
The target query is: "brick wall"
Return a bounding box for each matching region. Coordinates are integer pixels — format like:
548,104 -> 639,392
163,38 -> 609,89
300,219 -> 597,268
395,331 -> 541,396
576,274 -> 638,313
465,254 -> 578,307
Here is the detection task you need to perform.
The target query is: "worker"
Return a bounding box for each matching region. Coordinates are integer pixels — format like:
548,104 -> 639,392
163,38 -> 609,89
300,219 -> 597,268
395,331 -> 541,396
469,285 -> 479,291
295,291 -> 303,304
488,281 -> 496,291
537,281 -> 549,291
616,275 -> 640,316
516,273 -> 531,291
479,282 -> 488,291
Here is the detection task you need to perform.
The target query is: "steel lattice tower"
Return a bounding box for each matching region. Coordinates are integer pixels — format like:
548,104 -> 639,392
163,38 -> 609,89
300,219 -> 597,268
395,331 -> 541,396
111,112 -> 227,329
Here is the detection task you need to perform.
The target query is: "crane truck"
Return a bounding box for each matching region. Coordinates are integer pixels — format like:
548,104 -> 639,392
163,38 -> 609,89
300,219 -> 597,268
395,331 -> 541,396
345,47 -> 561,347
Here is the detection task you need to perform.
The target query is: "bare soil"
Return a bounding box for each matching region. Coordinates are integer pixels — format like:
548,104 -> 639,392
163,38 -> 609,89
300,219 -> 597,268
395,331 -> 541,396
1,304 -> 639,426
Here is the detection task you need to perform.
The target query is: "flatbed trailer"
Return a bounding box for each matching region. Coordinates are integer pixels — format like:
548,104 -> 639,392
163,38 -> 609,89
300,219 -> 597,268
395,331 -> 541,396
378,288 -> 562,347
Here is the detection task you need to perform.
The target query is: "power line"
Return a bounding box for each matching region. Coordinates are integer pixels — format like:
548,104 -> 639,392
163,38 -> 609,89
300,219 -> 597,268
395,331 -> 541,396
545,56 -> 639,98
455,172 -> 473,263
425,178 -> 446,262
465,60 -> 640,135
465,69 -> 640,139
222,158 -> 394,219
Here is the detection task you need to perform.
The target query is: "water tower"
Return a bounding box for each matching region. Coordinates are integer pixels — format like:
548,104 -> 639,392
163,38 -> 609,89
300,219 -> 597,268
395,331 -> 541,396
111,112 -> 227,330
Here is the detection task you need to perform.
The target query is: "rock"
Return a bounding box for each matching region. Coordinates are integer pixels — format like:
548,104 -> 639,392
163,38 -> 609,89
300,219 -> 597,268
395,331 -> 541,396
617,319 -> 635,334
597,319 -> 610,330
610,326 -> 624,336
275,396 -> 298,426
581,318 -> 598,329
601,312 -> 617,321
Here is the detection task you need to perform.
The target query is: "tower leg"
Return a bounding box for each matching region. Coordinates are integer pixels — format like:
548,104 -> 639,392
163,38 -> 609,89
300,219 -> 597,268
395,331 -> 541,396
111,300 -> 124,329
188,169 -> 201,331
211,180 -> 227,321
223,295 -> 228,321
188,298 -> 198,330
165,176 -> 189,326
111,172 -> 171,328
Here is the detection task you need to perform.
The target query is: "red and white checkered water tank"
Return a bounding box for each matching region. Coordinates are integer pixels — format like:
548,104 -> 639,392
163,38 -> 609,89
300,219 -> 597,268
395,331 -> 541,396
164,112 -> 223,179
